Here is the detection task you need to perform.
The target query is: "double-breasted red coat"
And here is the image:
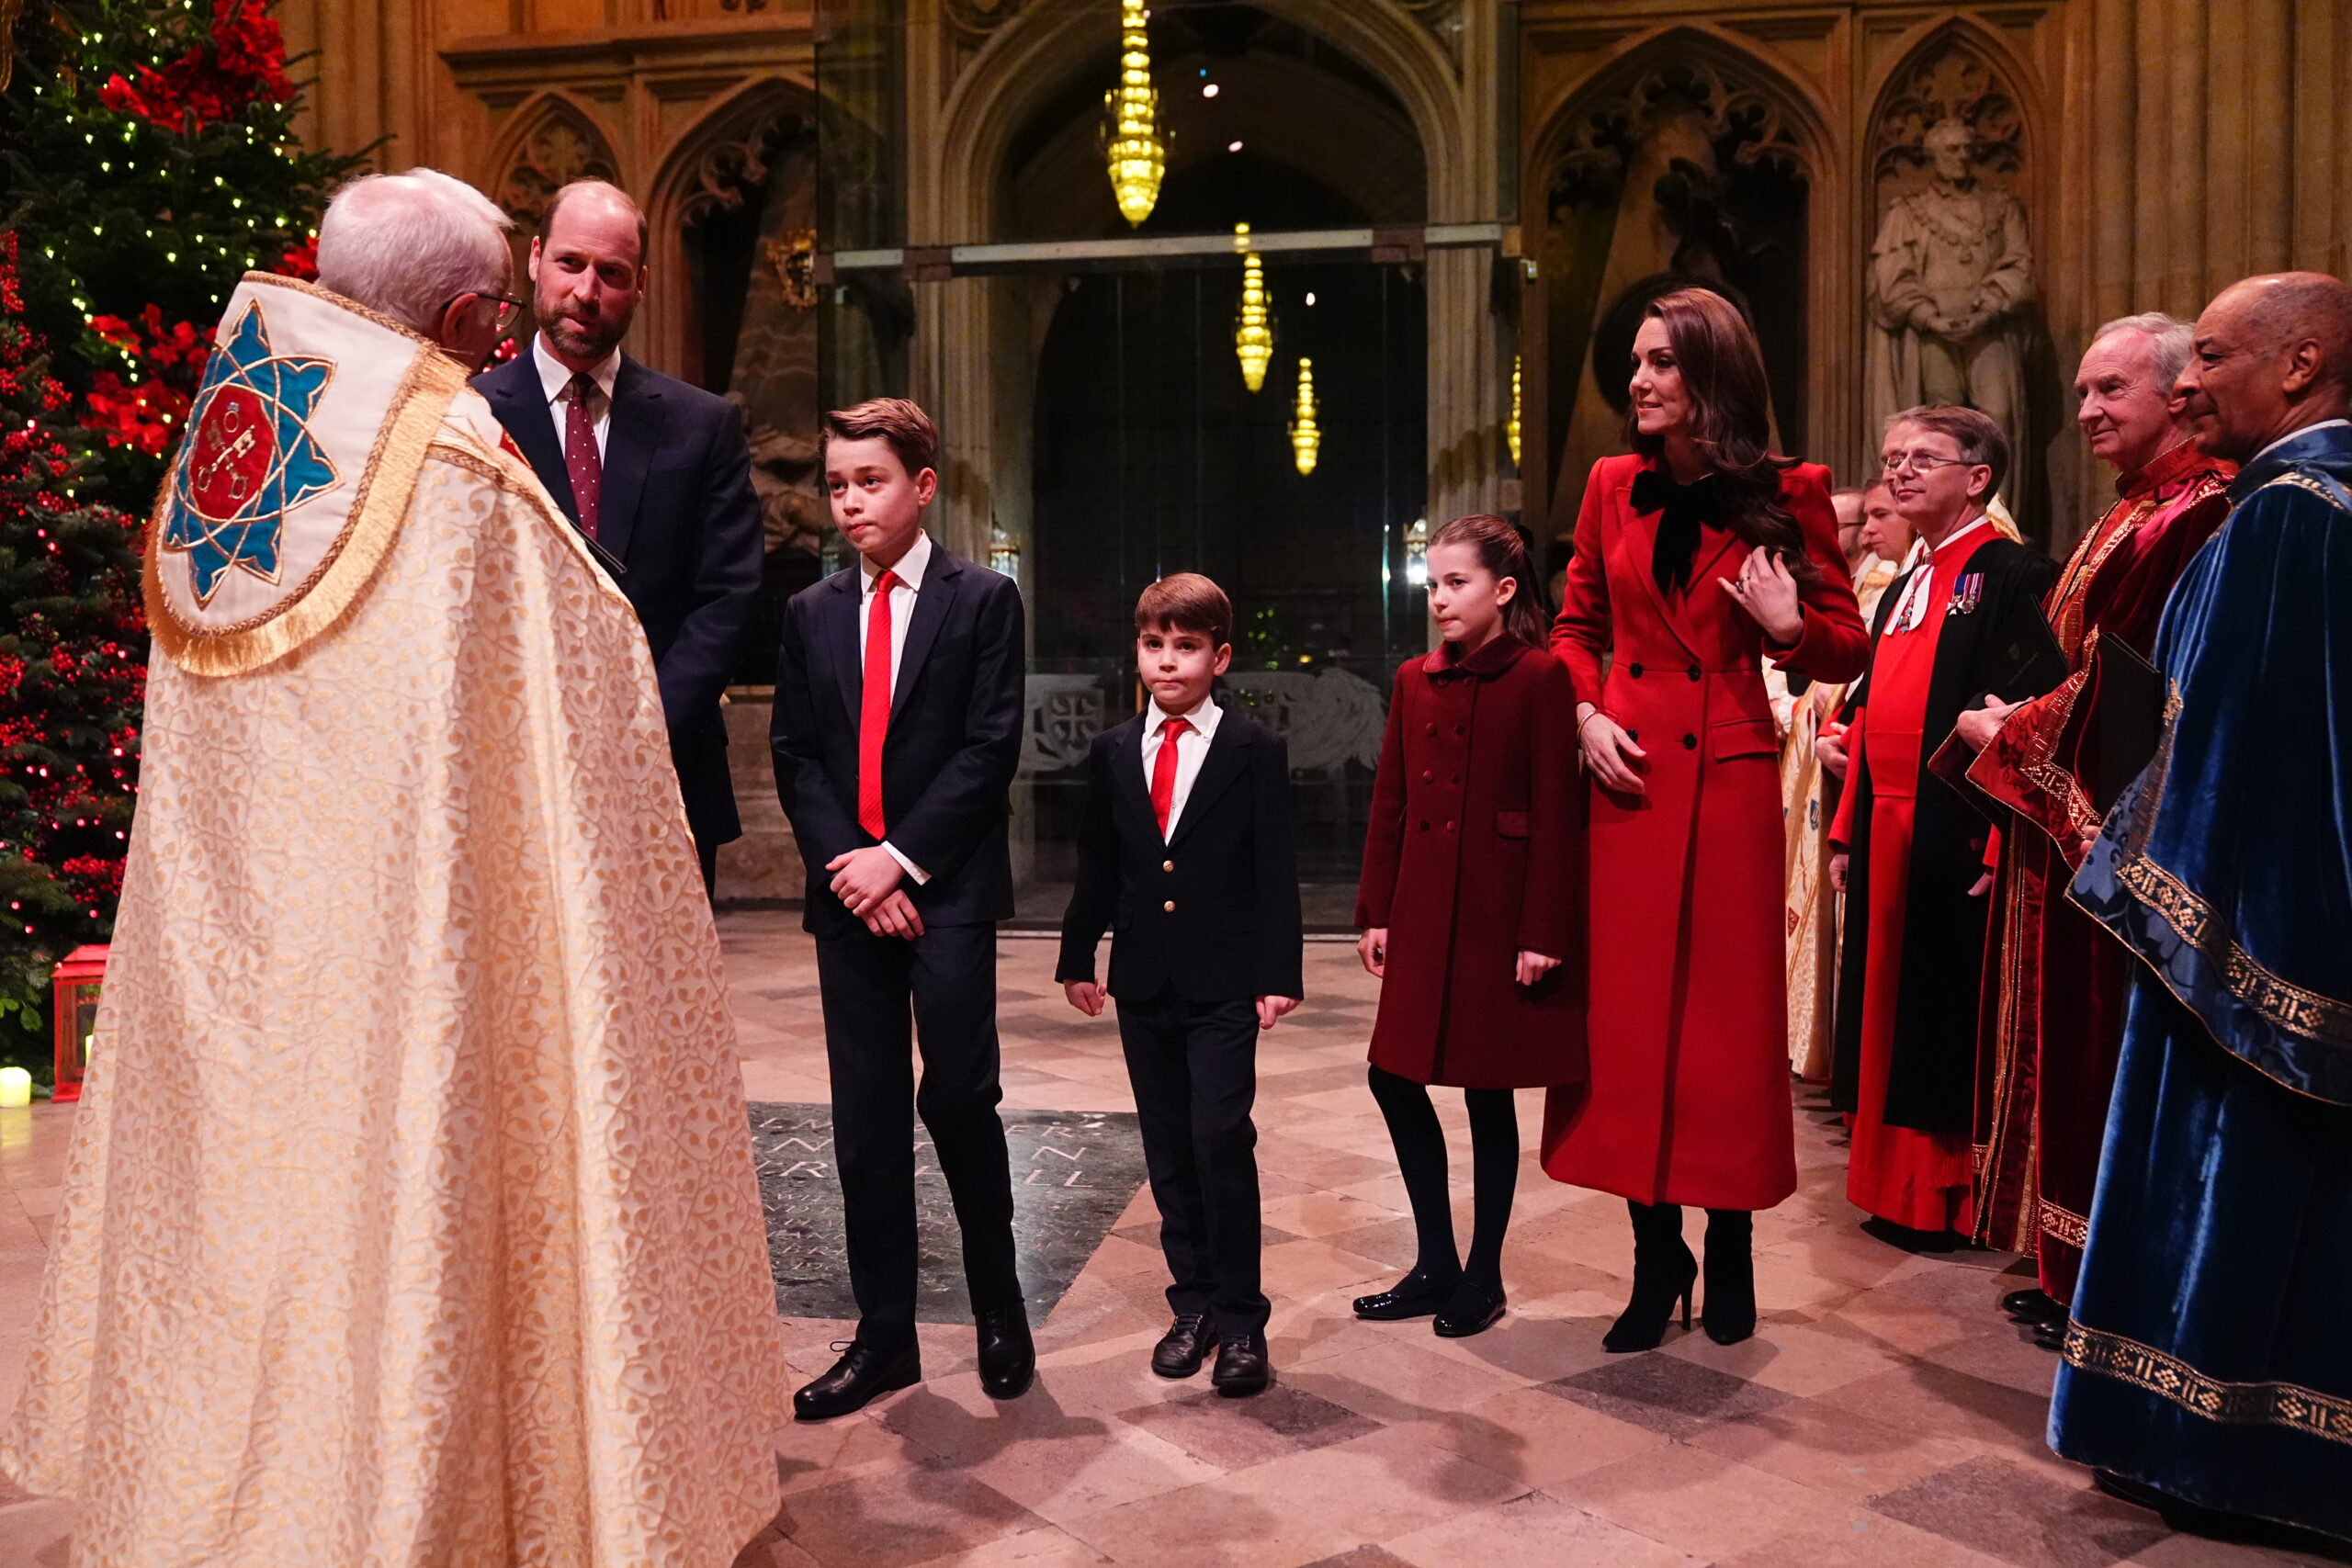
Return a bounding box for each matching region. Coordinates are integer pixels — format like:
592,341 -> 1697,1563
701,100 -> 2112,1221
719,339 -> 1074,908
1541,455 -> 1870,1209
1355,636 -> 1585,1090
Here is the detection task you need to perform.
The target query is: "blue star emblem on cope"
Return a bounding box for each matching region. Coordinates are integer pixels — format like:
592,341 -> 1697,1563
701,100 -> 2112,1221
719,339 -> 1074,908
162,301 -> 340,604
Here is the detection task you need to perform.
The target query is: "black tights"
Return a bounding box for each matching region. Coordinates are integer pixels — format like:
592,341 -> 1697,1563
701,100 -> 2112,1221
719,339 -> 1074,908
1367,1065 -> 1519,1291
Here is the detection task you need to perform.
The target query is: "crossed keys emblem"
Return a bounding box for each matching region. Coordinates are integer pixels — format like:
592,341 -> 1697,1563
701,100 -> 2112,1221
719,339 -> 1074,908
160,300 -> 341,604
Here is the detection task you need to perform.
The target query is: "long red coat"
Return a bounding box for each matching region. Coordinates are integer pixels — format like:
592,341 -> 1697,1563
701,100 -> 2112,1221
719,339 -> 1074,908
1355,636 -> 1584,1089
1541,455 -> 1870,1208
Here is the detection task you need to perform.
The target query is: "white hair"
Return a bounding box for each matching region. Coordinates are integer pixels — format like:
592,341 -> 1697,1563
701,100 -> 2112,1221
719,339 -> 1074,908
2090,311 -> 2196,393
315,169 -> 513,335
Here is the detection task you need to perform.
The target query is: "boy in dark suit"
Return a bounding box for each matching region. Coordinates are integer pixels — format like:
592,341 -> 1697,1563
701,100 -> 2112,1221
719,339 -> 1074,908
771,399 -> 1030,1419
1058,575 -> 1304,1396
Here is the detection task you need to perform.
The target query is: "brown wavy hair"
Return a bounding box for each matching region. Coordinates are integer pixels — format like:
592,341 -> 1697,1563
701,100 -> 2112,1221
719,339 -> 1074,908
1429,513 -> 1552,649
1623,288 -> 1816,583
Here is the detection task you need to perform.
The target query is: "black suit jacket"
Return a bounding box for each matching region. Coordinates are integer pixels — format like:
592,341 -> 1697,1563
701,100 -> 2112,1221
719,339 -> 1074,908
1831,535 -> 2059,1134
1056,707 -> 1305,1003
475,349 -> 763,847
770,543 -> 1024,936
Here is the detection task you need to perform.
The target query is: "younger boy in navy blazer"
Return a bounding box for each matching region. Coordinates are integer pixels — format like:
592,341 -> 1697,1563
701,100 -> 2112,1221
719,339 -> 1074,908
1058,574 -> 1304,1396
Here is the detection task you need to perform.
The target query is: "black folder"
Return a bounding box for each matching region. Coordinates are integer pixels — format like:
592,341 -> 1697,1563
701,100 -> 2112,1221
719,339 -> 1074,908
1982,595 -> 2069,705
2086,635 -> 2166,813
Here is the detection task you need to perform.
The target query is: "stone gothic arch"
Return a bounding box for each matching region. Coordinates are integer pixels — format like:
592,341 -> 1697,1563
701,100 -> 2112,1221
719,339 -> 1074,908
1524,27 -> 1847,534
642,76 -> 819,381
1861,17 -> 2054,538
482,94 -> 624,234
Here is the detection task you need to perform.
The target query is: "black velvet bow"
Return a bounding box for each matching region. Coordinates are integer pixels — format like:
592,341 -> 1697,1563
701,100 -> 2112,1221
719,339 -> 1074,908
1629,467 -> 1717,598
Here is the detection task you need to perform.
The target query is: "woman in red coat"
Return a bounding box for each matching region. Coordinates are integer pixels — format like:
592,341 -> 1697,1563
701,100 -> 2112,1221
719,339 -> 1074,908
1544,288 -> 1870,1350
1353,516 -> 1583,1337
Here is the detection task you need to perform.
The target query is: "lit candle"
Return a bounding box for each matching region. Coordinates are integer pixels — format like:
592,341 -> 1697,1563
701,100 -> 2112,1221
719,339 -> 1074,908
0,1067 -> 30,1108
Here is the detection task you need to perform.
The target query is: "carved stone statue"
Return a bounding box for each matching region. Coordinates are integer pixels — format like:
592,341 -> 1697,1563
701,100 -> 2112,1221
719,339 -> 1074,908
1866,118 -> 2033,481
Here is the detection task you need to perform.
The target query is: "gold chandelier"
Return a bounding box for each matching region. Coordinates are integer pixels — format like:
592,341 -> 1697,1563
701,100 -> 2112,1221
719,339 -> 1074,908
1507,355 -> 1523,465
1102,0 -> 1165,228
1234,223 -> 1272,392
1289,356 -> 1321,476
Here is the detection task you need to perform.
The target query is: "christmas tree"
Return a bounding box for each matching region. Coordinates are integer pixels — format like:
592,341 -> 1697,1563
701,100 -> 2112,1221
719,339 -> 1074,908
0,0 -> 358,1075
0,231 -> 143,1080
3,0 -> 365,510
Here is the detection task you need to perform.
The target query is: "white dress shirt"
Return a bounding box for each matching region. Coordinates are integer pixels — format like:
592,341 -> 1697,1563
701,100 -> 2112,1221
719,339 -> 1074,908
859,530 -> 934,884
1883,515 -> 1990,635
533,335 -> 620,460
1141,694 -> 1223,840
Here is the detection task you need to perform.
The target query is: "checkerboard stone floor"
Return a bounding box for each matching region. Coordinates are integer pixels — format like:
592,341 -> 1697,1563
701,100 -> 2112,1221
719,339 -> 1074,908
0,910 -> 2338,1567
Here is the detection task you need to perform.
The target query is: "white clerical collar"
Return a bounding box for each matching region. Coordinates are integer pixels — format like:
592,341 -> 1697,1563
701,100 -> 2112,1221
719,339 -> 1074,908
532,335 -> 620,405
860,529 -> 933,594
2253,418 -> 2352,465
1148,693 -> 1222,739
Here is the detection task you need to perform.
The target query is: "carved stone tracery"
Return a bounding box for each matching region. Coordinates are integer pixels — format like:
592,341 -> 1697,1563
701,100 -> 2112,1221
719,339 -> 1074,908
1552,58 -> 1810,207
1871,38 -> 2026,198
498,100 -> 621,228
678,107 -> 812,225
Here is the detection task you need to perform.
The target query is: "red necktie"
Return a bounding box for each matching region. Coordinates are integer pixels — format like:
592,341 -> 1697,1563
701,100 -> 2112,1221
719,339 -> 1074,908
1150,716 -> 1192,840
858,569 -> 901,840
562,372 -> 603,539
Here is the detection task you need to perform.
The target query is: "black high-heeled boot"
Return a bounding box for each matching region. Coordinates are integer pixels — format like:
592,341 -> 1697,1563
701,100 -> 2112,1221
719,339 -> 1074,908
1603,1201 -> 1697,1353
1702,1208 -> 1757,1346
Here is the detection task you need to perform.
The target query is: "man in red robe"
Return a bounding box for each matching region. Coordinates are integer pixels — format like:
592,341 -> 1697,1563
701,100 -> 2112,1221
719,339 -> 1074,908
1954,315 -> 2233,1337
1826,406 -> 2057,1246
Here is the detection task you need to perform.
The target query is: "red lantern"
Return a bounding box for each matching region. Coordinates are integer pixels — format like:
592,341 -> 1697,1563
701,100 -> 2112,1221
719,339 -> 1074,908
50,945 -> 107,1103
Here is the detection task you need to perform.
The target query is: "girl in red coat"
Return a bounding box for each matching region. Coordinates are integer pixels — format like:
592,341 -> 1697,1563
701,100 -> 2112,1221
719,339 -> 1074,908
1352,515 -> 1584,1337
1545,288 -> 1870,1351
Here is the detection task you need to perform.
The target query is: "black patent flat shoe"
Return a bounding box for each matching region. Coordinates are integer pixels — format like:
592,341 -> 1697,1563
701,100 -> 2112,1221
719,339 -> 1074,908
1151,1313 -> 1218,1378
1432,1279 -> 1506,1338
1353,1268 -> 1460,1321
793,1340 -> 921,1421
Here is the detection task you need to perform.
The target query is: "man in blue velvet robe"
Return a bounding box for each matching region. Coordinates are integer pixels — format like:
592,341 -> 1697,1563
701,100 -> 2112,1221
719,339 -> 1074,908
2053,271 -> 2352,1545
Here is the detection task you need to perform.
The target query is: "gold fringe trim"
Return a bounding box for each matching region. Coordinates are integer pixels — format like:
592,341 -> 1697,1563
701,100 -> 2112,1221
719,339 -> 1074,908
147,345 -> 468,679
2063,1322 -> 2352,1448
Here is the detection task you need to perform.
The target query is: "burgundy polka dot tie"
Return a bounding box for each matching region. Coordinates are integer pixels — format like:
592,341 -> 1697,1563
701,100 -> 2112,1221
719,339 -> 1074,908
563,372 -> 603,540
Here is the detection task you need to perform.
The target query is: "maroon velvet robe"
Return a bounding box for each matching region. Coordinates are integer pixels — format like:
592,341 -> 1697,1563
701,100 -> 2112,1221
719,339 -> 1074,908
1965,439 -> 2232,1300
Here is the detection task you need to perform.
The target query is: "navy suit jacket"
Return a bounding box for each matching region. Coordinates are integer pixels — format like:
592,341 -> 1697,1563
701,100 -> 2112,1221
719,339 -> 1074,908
1055,708 -> 1305,1003
771,544 -> 1024,936
474,349 -> 763,847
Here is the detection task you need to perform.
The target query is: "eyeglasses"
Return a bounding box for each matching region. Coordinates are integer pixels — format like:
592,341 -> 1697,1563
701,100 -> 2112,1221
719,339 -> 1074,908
1881,450 -> 1978,478
444,290 -> 528,335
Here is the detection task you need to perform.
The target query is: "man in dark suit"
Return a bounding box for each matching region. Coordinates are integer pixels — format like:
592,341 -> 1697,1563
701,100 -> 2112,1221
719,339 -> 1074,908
1057,573 -> 1303,1396
475,178 -> 763,894
771,398 -> 1032,1419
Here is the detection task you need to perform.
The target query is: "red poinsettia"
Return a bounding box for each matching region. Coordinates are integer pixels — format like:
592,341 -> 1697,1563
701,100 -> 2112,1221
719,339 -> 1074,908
275,235 -> 319,280
98,0 -> 296,135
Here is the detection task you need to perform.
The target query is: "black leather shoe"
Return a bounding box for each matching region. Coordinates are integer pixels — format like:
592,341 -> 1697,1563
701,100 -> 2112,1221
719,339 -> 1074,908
1353,1268 -> 1459,1321
2031,1315 -> 2067,1353
1151,1313 -> 1218,1378
2003,1287 -> 2064,1325
975,1303 -> 1035,1400
1432,1279 -> 1506,1338
1211,1329 -> 1271,1397
793,1340 -> 921,1421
